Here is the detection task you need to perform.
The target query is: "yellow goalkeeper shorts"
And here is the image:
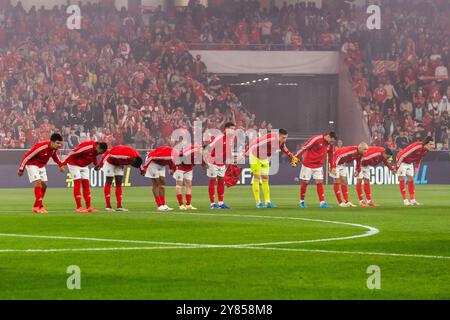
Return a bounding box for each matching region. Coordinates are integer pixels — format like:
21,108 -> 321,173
250,153 -> 270,176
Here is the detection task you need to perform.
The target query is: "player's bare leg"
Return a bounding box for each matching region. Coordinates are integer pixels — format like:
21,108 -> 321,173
398,175 -> 411,206
185,180 -> 196,210
176,180 -> 186,210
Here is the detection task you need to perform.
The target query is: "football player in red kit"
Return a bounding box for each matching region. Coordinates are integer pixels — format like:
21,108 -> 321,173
331,143 -> 368,207
96,145 -> 142,212
356,147 -> 395,207
396,137 -> 434,206
294,132 -> 337,208
62,141 -> 108,213
18,133 -> 65,214
204,122 -> 236,209
141,146 -> 178,212
173,145 -> 204,210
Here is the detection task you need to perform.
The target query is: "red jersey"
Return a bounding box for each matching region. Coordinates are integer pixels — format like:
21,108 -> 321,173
295,134 -> 335,169
100,145 -> 140,167
176,145 -> 203,172
207,133 -> 234,167
18,141 -> 63,173
63,141 -> 100,167
360,147 -> 394,171
396,142 -> 428,169
141,146 -> 177,171
334,146 -> 363,168
243,132 -> 293,160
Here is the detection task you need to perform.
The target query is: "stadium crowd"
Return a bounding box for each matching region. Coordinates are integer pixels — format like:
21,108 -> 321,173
341,0 -> 450,150
0,0 -> 449,151
0,1 -> 268,150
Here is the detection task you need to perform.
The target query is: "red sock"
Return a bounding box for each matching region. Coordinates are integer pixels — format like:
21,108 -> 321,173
356,181 -> 363,201
317,182 -> 325,203
186,194 -> 192,206
208,179 -> 216,203
399,180 -> 407,200
34,186 -> 43,208
341,184 -> 349,203
334,183 -> 342,203
364,182 -> 372,201
104,183 -> 112,208
300,182 -> 308,201
81,179 -> 91,208
41,186 -> 47,200
176,194 -> 184,206
115,184 -> 123,208
161,195 -> 166,205
408,180 -> 415,201
217,178 -> 225,202
73,179 -> 82,208
155,196 -> 161,207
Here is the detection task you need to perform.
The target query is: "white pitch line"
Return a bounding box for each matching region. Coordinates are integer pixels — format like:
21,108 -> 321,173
239,246 -> 450,260
0,212 -> 379,248
171,212 -> 380,246
0,246 -> 199,253
1,245 -> 448,261
0,233 -> 199,247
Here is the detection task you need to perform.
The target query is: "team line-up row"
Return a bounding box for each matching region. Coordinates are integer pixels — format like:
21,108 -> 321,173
17,123 -> 434,213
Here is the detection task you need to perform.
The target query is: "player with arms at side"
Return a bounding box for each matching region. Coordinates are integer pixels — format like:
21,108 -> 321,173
331,143 -> 368,207
96,145 -> 142,212
204,122 -> 236,210
396,137 -> 434,206
141,146 -> 178,212
62,141 -> 108,213
17,133 -> 65,214
294,132 -> 337,209
241,129 -> 298,208
355,147 -> 395,207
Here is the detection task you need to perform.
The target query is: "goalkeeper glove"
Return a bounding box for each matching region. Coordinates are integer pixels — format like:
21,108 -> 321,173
290,156 -> 299,167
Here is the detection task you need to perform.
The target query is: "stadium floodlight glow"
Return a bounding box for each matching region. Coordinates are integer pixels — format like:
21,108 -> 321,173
264,78 -> 269,81
329,121 -> 335,124
258,79 -> 262,82
252,80 -> 257,83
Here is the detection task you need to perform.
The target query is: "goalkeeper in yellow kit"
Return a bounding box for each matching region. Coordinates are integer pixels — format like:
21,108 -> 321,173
241,129 -> 299,208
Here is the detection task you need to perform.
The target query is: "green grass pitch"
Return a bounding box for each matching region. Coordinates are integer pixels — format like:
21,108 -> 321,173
0,184 -> 449,300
